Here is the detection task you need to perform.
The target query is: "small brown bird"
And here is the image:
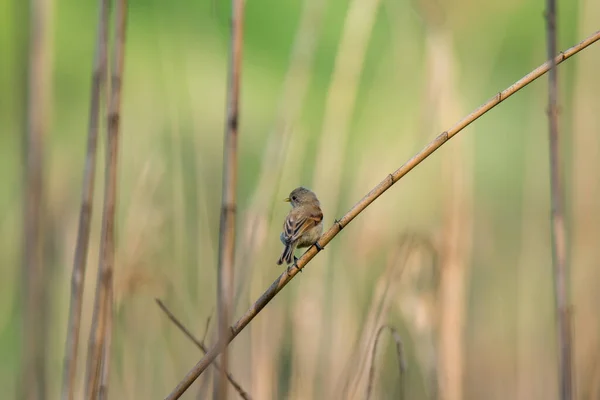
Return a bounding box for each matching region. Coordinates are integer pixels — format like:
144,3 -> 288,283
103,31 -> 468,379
277,187 -> 324,265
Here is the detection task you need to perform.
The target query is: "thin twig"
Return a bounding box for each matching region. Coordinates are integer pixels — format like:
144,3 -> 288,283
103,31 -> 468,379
22,0 -> 52,397
545,2 -> 572,400
215,0 -> 244,398
155,299 -> 252,400
365,325 -> 406,400
84,0 -> 128,398
202,312 -> 213,344
164,31 -> 600,400
61,1 -> 109,398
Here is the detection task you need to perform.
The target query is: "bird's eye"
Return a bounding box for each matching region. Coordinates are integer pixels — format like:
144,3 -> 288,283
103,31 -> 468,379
291,195 -> 296,201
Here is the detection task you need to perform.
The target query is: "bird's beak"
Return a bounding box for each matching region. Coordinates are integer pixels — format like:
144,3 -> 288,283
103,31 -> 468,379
284,197 -> 291,202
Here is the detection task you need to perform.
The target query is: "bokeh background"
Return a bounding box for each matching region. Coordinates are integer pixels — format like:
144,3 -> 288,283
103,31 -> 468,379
1,0 -> 600,398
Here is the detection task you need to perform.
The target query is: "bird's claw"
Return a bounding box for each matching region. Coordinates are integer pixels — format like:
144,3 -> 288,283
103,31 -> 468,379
293,256 -> 302,273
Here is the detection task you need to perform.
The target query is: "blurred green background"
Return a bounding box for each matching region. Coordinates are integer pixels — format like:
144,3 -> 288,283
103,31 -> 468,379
1,0 -> 600,398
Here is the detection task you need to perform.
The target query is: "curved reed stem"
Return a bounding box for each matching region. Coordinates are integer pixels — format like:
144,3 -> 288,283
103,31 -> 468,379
365,325 -> 406,400
164,30 -> 600,400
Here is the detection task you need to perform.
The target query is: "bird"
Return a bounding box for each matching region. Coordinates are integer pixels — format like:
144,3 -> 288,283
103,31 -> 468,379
277,187 -> 324,266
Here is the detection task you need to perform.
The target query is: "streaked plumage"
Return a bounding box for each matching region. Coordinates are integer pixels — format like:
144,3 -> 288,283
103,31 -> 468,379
277,187 -> 323,265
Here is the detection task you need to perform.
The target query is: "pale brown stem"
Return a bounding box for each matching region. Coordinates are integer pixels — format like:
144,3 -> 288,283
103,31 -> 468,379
98,283 -> 113,400
22,0 -> 52,398
202,313 -> 213,345
84,0 -> 128,398
215,0 -> 244,398
425,26 -> 473,400
156,299 -> 252,400
61,1 -> 109,399
570,0 -> 600,394
164,31 -> 600,400
545,1 -> 572,399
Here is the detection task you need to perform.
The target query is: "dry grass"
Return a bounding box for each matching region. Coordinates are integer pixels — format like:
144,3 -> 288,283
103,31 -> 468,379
7,1 -> 600,399
165,29 -> 600,399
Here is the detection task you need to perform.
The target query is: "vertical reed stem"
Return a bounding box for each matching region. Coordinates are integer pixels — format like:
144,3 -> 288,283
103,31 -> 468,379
215,0 -> 244,398
61,1 -> 109,398
545,1 -> 572,399
22,0 -> 52,397
84,0 -> 128,398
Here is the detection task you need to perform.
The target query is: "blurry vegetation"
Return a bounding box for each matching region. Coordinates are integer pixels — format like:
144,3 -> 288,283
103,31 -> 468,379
1,0 -> 599,398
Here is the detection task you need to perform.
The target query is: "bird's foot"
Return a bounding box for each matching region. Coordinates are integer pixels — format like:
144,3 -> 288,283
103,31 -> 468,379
286,257 -> 300,277
294,256 -> 302,273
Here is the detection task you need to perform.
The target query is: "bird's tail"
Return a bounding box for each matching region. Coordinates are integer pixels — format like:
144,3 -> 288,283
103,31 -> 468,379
277,243 -> 295,265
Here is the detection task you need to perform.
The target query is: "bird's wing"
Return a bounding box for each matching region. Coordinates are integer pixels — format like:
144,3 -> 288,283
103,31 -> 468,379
282,208 -> 323,244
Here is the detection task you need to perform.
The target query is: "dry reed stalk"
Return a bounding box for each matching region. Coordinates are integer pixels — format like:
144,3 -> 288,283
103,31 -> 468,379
156,299 -> 252,400
545,2 -> 572,399
395,237 -> 440,400
22,0 -> 52,397
570,0 -> 600,393
365,325 -> 406,400
98,283 -> 113,400
61,1 -> 109,398
306,0 -> 380,395
202,313 -> 213,344
215,0 -> 244,397
516,104 -> 551,399
164,31 -> 600,400
233,0 -> 325,310
84,0 -> 128,397
422,27 -> 473,400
